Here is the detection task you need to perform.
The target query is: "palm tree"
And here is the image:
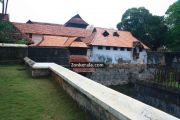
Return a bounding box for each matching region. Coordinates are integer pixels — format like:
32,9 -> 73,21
0,0 -> 9,14
0,0 -> 4,14
5,0 -> 8,14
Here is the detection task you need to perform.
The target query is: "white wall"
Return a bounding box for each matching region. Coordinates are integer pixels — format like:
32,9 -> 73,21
89,46 -> 147,64
32,34 -> 43,44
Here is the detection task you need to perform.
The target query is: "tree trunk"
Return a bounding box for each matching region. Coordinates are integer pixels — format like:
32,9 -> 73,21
5,0 -> 8,14
2,0 -> 4,14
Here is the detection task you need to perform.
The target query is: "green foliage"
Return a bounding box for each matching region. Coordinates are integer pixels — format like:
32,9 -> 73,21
165,0 -> 180,51
0,21 -> 16,43
16,39 -> 30,44
117,7 -> 168,50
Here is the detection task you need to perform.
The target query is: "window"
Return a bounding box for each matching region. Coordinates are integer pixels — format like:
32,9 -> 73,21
113,32 -> 120,37
106,46 -> 110,50
102,31 -> 109,37
139,48 -> 143,52
113,47 -> 118,50
127,48 -> 132,51
98,46 -> 103,50
120,47 -> 124,51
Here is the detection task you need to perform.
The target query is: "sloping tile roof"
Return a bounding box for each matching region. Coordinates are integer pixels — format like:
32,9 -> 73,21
12,22 -> 92,37
26,20 -> 63,26
64,37 -> 77,46
70,41 -> 87,48
64,37 -> 88,48
37,35 -> 88,48
65,14 -> 89,25
38,36 -> 68,46
82,27 -> 149,49
12,21 -> 149,49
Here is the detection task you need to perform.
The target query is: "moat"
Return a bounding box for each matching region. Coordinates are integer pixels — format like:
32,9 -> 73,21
109,83 -> 180,118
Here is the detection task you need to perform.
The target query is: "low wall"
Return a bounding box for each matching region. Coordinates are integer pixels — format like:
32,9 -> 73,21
24,57 -> 50,77
0,43 -> 28,64
0,44 -> 69,67
28,46 -> 69,67
24,57 -> 179,120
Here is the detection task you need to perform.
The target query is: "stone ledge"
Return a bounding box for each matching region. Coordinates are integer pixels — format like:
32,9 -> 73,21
24,57 -> 50,77
24,57 -> 179,120
0,43 -> 27,47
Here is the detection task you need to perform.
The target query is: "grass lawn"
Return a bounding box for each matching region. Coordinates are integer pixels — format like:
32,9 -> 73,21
0,65 -> 91,120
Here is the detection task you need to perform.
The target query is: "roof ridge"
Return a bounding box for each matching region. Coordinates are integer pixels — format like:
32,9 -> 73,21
64,37 -> 74,46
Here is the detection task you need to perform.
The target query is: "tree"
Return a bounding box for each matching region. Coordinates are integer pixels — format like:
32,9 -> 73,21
0,0 -> 9,14
0,0 -> 4,13
5,0 -> 8,14
165,0 -> 180,51
0,21 -> 15,43
117,7 -> 168,50
0,21 -> 31,44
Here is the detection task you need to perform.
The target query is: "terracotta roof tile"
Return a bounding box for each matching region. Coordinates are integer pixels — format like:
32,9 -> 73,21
12,22 -> 92,37
26,20 -> 63,26
64,37 -> 77,46
36,35 -> 88,47
70,41 -> 87,48
82,27 -> 149,49
38,36 -> 68,46
64,37 -> 88,48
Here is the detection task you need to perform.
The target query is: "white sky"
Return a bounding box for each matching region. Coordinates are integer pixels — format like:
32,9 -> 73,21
1,0 -> 177,29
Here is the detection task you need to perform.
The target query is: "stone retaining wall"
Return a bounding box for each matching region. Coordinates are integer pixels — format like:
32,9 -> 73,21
88,66 -> 155,86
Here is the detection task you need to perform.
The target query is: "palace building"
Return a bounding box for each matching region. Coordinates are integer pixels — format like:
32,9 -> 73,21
12,14 -> 149,64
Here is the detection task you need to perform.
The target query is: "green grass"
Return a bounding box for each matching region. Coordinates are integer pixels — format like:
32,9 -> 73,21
0,65 -> 91,120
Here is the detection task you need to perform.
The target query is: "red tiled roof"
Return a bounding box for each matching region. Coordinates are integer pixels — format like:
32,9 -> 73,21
64,37 -> 88,48
12,22 -> 92,37
64,37 -> 77,46
38,36 -> 68,46
82,27 -> 149,49
26,20 -> 63,26
12,21 -> 149,49
36,35 -> 88,47
70,41 -> 87,48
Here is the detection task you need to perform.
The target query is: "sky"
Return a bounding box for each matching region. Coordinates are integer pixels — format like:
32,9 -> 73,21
1,0 -> 177,29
